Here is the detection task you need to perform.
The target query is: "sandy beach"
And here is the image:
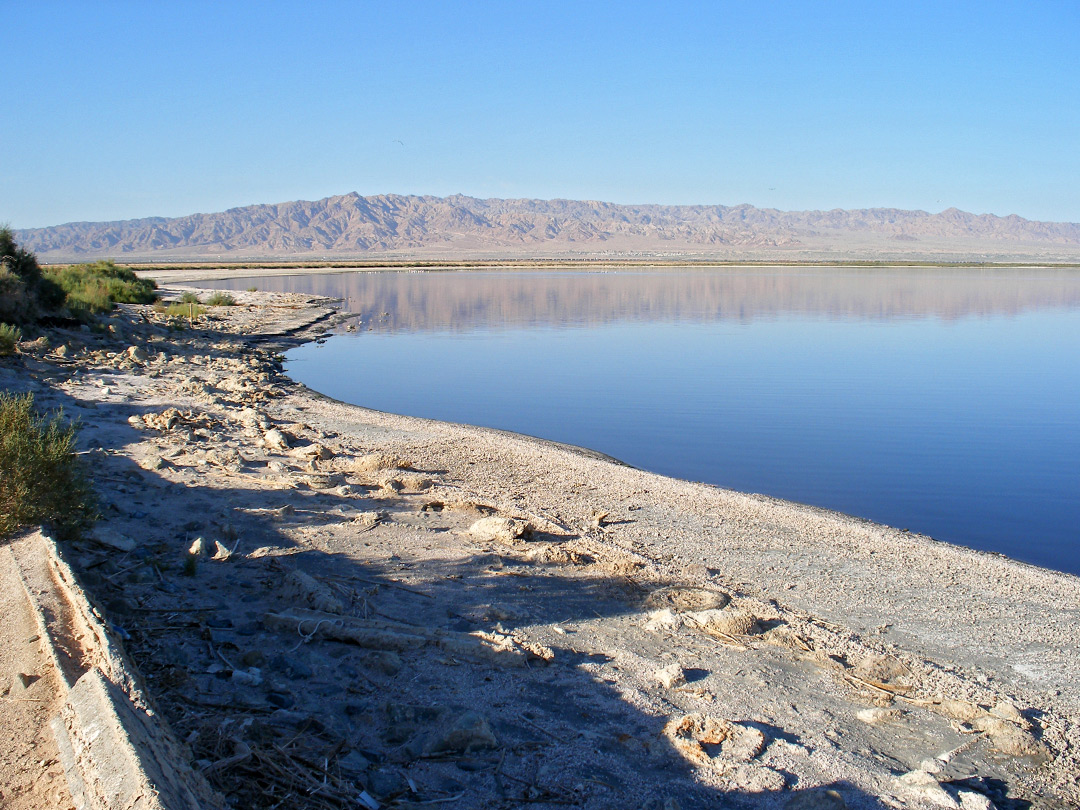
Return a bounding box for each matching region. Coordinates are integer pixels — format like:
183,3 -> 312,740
2,283 -> 1078,810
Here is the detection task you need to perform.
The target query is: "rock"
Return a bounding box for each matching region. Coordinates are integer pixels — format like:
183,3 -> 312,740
263,429 -> 290,450
785,789 -> 847,810
368,768 -> 409,798
93,531 -> 137,552
853,654 -> 912,690
353,452 -> 410,473
377,471 -> 431,492
127,415 -> 145,429
337,750 -> 372,777
126,345 -> 149,364
412,710 -> 499,758
365,650 -> 403,676
231,667 -> 263,686
140,454 -> 165,471
211,540 -> 233,561
236,407 -> 265,428
188,537 -> 208,556
956,791 -> 994,810
856,707 -> 903,725
655,663 -> 687,689
665,714 -> 765,765
898,770 -> 959,808
685,608 -> 760,637
288,443 -> 335,461
972,715 -> 1045,758
11,672 -> 39,695
143,408 -> 183,431
54,344 -> 69,358
989,700 -> 1027,726
645,608 -> 683,632
267,460 -> 287,473
467,517 -> 533,545
280,569 -> 346,614
645,586 -> 730,613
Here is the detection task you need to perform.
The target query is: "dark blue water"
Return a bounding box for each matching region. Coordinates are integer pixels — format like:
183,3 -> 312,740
201,269 -> 1080,575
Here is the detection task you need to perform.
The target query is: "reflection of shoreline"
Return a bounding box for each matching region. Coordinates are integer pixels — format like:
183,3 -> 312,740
206,268 -> 1080,332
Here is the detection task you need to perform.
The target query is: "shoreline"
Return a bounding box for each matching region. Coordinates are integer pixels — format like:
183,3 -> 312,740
136,260 -> 1080,285
2,287 -> 1078,809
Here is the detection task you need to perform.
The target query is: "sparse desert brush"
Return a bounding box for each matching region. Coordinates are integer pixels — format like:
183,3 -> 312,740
205,291 -> 237,306
0,392 -> 96,541
246,286 -> 258,292
352,452 -> 412,473
179,291 -> 200,304
0,323 -> 20,357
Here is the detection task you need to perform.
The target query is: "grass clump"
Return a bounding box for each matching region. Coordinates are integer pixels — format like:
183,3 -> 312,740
45,260 -> 158,317
0,392 -> 96,541
179,290 -> 200,304
156,301 -> 206,319
0,323 -> 20,357
204,291 -> 236,306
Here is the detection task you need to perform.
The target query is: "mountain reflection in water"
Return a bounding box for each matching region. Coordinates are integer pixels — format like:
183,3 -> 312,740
208,267 -> 1080,330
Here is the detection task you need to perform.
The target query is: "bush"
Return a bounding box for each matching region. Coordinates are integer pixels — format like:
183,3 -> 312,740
0,269 -> 34,324
179,290 -> 200,304
204,291 -> 236,306
0,323 -> 21,357
0,392 -> 96,541
45,261 -> 158,317
157,301 -> 205,319
0,227 -> 63,322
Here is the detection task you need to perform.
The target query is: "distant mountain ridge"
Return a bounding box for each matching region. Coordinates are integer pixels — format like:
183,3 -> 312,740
15,192 -> 1080,262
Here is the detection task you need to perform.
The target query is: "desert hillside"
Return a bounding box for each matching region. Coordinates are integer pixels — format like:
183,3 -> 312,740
16,192 -> 1080,262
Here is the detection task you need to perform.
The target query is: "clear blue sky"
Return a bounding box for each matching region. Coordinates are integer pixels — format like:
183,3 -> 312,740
4,0 -> 1079,228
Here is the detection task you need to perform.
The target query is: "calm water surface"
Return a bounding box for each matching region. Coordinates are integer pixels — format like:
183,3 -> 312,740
204,269 -> 1080,575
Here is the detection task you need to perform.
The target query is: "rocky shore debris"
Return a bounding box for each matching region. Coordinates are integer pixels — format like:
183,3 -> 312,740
465,516 -> 533,545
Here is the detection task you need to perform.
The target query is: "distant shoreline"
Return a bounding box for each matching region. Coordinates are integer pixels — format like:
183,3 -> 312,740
38,258 -> 1080,285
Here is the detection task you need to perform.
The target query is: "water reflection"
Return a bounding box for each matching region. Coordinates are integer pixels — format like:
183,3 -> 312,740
207,267 -> 1080,330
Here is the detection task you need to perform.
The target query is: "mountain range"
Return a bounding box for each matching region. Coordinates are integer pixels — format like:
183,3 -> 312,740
15,193 -> 1080,262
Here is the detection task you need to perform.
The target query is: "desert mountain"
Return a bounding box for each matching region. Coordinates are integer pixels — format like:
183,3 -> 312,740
15,192 -> 1080,262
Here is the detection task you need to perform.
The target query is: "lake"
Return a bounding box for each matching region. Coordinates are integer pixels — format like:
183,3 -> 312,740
198,268 -> 1080,575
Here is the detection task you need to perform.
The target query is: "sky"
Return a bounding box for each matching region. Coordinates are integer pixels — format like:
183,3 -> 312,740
4,0 -> 1079,228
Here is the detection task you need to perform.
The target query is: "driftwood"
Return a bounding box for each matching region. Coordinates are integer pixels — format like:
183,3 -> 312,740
262,608 -> 552,667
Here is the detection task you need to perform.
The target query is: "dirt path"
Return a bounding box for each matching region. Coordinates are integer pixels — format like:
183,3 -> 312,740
1,288 -> 1077,810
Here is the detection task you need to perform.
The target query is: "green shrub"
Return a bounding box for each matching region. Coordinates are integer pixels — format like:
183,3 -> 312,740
204,291 -> 236,306
246,286 -> 257,293
0,392 -> 96,541
158,301 -> 205,319
0,323 -> 21,357
179,290 -> 200,304
0,269 -> 34,324
0,228 -> 63,322
45,261 -> 158,317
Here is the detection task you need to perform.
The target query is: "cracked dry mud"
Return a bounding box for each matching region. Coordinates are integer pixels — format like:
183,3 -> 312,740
1,286 -> 1078,810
